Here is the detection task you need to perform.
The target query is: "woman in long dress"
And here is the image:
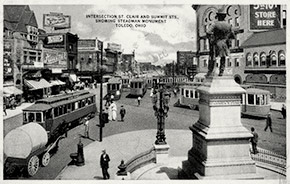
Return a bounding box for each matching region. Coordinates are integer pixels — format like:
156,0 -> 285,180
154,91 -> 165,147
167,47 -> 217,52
109,101 -> 117,121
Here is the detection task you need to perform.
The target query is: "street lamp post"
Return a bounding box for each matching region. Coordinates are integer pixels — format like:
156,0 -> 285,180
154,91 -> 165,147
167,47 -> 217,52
152,83 -> 171,145
98,40 -> 104,142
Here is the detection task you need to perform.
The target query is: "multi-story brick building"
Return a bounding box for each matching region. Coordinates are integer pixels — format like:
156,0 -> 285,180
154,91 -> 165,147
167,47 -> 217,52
192,5 -> 286,100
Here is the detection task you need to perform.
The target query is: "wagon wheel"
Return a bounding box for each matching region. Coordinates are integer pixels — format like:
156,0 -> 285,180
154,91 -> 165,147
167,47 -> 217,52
27,155 -> 39,176
41,152 -> 50,167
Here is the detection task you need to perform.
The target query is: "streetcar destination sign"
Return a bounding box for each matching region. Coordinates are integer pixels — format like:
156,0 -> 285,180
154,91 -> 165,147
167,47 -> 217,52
249,5 -> 282,31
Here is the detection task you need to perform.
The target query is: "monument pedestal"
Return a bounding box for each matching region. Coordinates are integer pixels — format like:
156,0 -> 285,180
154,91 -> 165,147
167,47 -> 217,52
154,144 -> 170,164
182,76 -> 262,179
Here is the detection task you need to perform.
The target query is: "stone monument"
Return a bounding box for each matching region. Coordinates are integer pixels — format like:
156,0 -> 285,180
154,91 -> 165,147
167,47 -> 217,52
181,8 -> 262,179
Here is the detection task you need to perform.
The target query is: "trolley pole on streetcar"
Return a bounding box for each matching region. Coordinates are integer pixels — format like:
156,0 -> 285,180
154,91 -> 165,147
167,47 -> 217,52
98,40 -> 104,142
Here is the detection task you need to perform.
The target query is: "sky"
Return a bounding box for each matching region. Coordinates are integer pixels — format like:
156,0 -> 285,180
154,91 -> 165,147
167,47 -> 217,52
30,4 -> 197,65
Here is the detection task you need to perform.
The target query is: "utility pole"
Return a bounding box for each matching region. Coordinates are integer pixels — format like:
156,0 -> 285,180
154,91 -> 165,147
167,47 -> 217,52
172,60 -> 175,87
98,40 -> 104,142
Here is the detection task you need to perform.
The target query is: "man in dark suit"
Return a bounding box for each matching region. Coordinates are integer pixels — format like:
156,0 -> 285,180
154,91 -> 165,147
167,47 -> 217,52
250,127 -> 259,154
264,113 -> 273,132
100,149 -> 110,179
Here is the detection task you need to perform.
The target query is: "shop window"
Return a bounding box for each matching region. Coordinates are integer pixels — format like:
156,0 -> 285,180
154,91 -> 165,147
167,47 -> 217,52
234,58 -> 239,67
248,94 -> 254,105
204,60 -> 207,67
271,51 -> 277,66
246,53 -> 252,66
253,53 -> 259,66
260,52 -> 266,66
278,50 -> 285,66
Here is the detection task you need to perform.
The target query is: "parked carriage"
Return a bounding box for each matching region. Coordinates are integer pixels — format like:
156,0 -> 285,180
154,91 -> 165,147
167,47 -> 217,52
130,78 -> 148,97
106,77 -> 122,100
4,90 -> 97,177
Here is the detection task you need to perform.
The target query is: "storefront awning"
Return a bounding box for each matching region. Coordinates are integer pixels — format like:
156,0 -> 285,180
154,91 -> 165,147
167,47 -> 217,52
69,74 -> 80,82
3,86 -> 23,95
24,78 -> 53,90
194,73 -> 206,79
50,80 -> 66,86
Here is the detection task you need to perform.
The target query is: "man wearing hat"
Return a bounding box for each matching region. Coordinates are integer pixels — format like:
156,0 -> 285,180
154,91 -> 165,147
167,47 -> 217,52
206,8 -> 236,76
100,149 -> 110,179
119,105 -> 126,121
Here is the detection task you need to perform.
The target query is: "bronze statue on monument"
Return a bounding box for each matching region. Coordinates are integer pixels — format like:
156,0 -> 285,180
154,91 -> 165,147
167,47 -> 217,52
206,9 -> 236,77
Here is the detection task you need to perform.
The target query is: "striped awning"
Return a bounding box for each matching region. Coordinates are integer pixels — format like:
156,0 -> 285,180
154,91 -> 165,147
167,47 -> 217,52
50,80 -> 66,86
24,78 -> 53,90
3,86 -> 23,95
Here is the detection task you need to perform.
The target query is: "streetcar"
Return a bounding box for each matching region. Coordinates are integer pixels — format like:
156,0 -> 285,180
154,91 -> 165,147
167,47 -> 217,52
174,81 -> 202,110
129,77 -> 148,97
121,76 -> 130,88
241,88 -> 271,118
4,90 -> 97,177
147,75 -> 188,89
106,77 -> 122,100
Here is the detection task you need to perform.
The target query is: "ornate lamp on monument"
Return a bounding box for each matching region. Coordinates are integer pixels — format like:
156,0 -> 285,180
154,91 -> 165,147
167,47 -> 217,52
151,83 -> 171,163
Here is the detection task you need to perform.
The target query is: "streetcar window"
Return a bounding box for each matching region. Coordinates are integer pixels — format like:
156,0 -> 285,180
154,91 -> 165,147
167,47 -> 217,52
72,103 -> 75,111
64,105 -> 67,114
248,94 -> 254,105
139,83 -> 142,88
190,90 -> 194,98
54,108 -> 59,117
46,109 -> 52,119
78,101 -> 82,108
257,95 -> 264,105
28,113 -> 35,122
112,84 -> 116,90
67,103 -> 71,110
59,106 -> 63,116
195,91 -> 199,98
185,90 -> 189,98
87,98 -> 92,104
24,112 -> 27,122
131,83 -> 133,88
82,99 -> 86,107
91,96 -> 95,103
181,88 -> 184,96
36,112 -> 42,122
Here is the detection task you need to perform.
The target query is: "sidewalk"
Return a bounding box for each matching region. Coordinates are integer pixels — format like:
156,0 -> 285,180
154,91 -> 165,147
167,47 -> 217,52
270,101 -> 285,111
3,102 -> 33,120
56,129 -> 285,180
